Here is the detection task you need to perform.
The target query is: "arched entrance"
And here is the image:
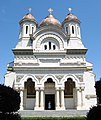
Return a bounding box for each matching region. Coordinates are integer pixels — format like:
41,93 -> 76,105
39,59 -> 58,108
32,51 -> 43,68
44,78 -> 55,110
24,78 -> 36,110
64,78 -> 76,109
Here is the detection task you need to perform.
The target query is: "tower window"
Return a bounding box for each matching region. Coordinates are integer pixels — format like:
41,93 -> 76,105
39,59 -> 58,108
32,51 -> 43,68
72,26 -> 74,34
66,27 -> 68,34
32,27 -> 34,34
26,26 -> 28,34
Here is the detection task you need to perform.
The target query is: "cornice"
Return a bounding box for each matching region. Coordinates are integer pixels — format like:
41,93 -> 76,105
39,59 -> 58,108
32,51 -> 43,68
12,48 -> 33,55
66,49 -> 88,54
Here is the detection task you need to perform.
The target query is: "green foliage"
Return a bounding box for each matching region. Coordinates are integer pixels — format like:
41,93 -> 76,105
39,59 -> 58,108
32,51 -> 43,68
21,117 -> 86,120
0,84 -> 21,120
95,80 -> 101,104
0,84 -> 20,113
86,105 -> 101,120
0,113 -> 21,120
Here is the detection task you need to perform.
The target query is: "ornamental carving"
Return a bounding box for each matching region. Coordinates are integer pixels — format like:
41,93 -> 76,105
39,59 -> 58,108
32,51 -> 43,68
35,75 -> 44,81
55,75 -> 64,81
16,75 -> 24,82
76,75 -> 83,82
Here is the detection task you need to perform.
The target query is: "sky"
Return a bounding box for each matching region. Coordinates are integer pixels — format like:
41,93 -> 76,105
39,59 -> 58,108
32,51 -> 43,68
0,0 -> 101,84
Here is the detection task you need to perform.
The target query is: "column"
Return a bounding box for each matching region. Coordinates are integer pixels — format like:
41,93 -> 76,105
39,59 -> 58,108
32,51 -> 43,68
35,88 -> 40,110
81,86 -> 85,109
76,87 -> 81,110
56,88 -> 60,110
60,88 -> 65,110
76,86 -> 85,110
40,88 -> 44,110
20,88 -> 24,110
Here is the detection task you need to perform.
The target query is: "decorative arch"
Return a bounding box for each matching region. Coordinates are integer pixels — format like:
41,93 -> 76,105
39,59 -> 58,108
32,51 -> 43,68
40,74 -> 59,87
61,74 -> 80,87
35,33 -> 64,50
20,74 -> 39,88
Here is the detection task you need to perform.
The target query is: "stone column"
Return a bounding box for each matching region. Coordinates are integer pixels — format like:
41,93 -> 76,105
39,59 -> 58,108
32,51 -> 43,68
40,88 -> 44,110
76,86 -> 85,110
76,87 -> 81,110
35,88 -> 40,110
20,88 -> 24,110
81,86 -> 85,109
56,87 -> 60,110
60,88 -> 65,110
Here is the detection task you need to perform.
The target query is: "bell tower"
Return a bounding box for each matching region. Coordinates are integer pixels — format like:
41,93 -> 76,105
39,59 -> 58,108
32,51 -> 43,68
62,8 -> 84,49
16,8 -> 38,48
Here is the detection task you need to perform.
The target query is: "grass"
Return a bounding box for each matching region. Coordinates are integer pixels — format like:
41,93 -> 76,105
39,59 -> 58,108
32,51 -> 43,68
22,117 -> 86,120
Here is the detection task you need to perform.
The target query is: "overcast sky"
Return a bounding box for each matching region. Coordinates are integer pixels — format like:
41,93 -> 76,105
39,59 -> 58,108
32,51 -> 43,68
0,0 -> 101,84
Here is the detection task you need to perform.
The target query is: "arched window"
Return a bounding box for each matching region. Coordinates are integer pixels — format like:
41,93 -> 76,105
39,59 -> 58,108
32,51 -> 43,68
49,42 -> 51,50
64,78 -> 75,98
66,27 -> 68,34
44,45 -> 47,50
26,26 -> 28,34
72,26 -> 74,34
32,27 -> 34,34
25,78 -> 35,98
53,45 -> 56,50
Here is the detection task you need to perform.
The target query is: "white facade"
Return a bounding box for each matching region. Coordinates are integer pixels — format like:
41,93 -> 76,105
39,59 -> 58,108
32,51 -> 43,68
5,9 -> 97,110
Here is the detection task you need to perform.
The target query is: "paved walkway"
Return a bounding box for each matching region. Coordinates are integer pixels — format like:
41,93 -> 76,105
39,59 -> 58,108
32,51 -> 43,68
19,110 -> 88,117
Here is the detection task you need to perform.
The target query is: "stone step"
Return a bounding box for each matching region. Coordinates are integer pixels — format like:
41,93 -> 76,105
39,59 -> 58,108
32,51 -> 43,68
19,110 -> 88,117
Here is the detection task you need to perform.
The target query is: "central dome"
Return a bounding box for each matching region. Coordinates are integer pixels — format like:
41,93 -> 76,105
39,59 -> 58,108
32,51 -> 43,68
40,8 -> 61,28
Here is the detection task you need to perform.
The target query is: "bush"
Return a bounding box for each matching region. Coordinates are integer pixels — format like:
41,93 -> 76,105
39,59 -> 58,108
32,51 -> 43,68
0,84 -> 20,113
87,105 -> 101,120
0,113 -> 21,120
0,84 -> 21,120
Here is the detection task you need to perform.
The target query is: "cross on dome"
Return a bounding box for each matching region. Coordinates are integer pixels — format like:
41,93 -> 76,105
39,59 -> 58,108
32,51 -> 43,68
28,8 -> 32,13
68,8 -> 72,13
48,8 -> 53,15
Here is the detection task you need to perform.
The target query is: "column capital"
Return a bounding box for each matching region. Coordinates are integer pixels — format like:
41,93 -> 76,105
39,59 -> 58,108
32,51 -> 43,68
60,87 -> 65,90
40,87 -> 44,91
35,87 -> 40,91
56,87 -> 60,90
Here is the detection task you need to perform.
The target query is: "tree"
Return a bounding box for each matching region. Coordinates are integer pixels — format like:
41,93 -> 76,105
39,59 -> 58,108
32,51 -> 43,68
87,106 -> 101,120
0,84 -> 21,120
95,79 -> 101,104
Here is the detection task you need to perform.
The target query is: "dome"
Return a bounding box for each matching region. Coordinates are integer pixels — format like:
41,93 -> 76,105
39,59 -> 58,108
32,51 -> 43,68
62,13 -> 80,26
19,13 -> 38,26
40,14 -> 61,28
40,8 -> 61,28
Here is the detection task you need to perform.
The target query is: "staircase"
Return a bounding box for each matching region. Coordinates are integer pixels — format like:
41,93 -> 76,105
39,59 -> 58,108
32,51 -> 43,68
19,110 -> 88,117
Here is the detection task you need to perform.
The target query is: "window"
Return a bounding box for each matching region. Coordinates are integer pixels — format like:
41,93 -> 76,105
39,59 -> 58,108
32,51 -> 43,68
26,26 -> 28,34
32,27 -> 34,34
72,26 -> 74,34
44,45 -> 47,50
49,42 -> 51,50
66,27 -> 68,34
64,78 -> 75,98
53,45 -> 56,50
25,78 -> 35,98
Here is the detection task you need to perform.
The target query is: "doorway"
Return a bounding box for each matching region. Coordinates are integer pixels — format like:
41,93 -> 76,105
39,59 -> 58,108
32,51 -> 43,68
45,94 -> 55,110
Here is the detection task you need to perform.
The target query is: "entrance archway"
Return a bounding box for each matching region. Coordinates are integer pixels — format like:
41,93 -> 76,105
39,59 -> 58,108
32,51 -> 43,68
64,78 -> 76,109
24,78 -> 36,110
44,78 -> 55,110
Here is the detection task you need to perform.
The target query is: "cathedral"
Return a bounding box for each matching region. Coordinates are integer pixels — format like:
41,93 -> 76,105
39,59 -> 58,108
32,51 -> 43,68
5,8 -> 97,110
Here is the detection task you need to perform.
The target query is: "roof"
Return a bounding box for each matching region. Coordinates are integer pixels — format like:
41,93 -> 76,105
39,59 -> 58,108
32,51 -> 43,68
19,13 -> 38,25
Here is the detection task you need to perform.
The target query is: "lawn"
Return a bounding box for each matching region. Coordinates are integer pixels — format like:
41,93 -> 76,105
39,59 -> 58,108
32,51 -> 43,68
22,117 -> 86,120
